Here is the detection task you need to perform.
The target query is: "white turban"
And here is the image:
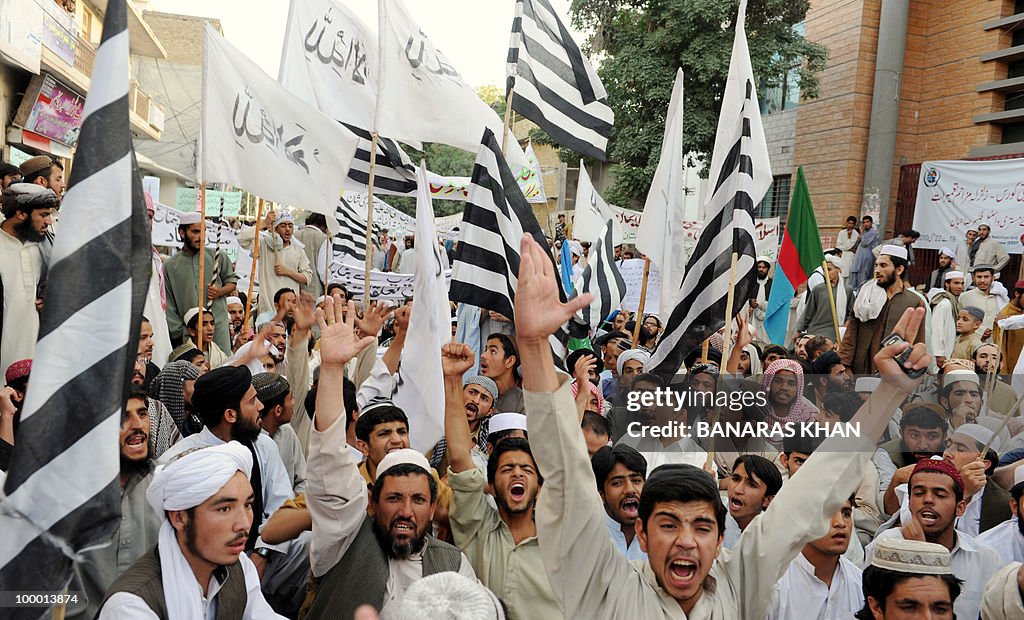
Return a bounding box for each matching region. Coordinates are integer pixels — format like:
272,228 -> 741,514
396,572 -> 505,620
617,348 -> 651,377
147,442 -> 253,519
939,247 -> 956,259
825,254 -> 843,269
274,211 -> 295,228
147,442 -> 253,620
570,240 -> 583,257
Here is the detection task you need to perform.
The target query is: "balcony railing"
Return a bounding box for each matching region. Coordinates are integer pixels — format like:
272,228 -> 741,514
73,35 -> 95,76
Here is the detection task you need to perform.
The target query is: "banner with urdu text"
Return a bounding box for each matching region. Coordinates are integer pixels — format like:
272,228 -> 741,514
913,158 -> 1024,253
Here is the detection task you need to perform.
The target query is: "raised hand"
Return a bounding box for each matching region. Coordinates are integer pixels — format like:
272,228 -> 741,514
441,343 -> 475,378
355,301 -> 393,338
573,353 -> 597,386
392,304 -> 412,339
318,295 -> 376,367
734,312 -> 753,349
873,307 -> 930,394
514,234 -> 592,344
293,292 -> 317,333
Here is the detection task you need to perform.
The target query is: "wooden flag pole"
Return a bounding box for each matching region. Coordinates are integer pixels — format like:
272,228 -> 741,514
984,328 -> 1005,412
364,132 -> 380,307
700,338 -> 710,364
323,232 -> 331,292
822,259 -> 842,350
501,88 -> 515,156
631,258 -> 652,347
196,183 -> 207,354
243,198 -> 264,331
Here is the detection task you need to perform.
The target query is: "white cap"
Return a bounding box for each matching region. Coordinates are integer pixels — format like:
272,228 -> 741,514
488,412 -> 528,433
226,296 -> 243,307
1014,466 -> 1024,488
396,572 -> 505,620
880,244 -> 908,260
178,211 -> 202,225
953,423 -> 998,452
855,377 -> 881,393
273,211 -> 295,228
182,307 -> 205,327
756,255 -> 772,265
944,270 -> 964,282
570,240 -> 583,257
870,538 -> 953,575
943,368 -> 980,387
375,448 -> 433,482
939,247 -> 956,258
825,254 -> 843,269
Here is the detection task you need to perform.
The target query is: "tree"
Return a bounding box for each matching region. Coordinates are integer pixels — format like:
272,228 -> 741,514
570,0 -> 826,206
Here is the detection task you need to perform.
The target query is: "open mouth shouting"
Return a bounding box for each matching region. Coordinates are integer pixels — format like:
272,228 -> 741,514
621,496 -> 640,520
667,557 -> 699,589
509,481 -> 527,502
917,509 -> 940,528
123,431 -> 148,458
465,402 -> 479,419
390,518 -> 417,540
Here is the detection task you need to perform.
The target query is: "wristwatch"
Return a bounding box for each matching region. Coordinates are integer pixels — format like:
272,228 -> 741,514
255,547 -> 273,560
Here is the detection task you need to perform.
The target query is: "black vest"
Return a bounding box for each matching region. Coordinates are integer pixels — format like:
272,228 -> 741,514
99,546 -> 247,620
303,516 -> 464,619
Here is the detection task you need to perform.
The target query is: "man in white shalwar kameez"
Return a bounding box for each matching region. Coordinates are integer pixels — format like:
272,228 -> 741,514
977,467 -> 1024,565
835,216 -> 859,278
239,211 -> 312,316
929,271 -> 964,368
143,194 -> 171,367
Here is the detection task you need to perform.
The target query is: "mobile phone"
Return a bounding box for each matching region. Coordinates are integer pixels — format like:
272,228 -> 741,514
880,333 -> 926,378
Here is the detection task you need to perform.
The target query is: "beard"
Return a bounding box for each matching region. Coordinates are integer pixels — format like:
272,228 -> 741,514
232,416 -> 262,443
372,515 -> 428,560
119,451 -> 151,479
876,271 -> 897,289
13,218 -> 45,242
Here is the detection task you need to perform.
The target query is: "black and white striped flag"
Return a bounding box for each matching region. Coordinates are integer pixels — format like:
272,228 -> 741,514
573,219 -> 626,332
332,195 -> 383,265
507,0 -> 614,160
646,79 -> 764,381
0,0 -> 150,610
342,123 -> 419,197
450,128 -> 564,321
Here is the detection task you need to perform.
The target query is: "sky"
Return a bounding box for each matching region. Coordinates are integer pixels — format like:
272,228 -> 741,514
147,0 -> 583,89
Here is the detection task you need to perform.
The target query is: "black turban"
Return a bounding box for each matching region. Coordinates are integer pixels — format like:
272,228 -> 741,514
192,365 -> 252,424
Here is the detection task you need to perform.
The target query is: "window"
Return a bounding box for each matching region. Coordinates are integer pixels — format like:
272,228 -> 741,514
756,175 -> 792,224
760,23 -> 804,115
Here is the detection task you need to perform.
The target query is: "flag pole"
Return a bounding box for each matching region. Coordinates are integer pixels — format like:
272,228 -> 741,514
364,132 -> 380,308
197,182 -> 207,354
631,258 -> 651,347
501,88 -> 515,156
984,328 -> 1005,411
243,198 -> 263,331
822,259 -> 842,349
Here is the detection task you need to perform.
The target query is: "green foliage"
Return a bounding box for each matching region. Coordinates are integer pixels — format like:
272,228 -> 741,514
569,0 -> 826,206
383,142 -> 477,217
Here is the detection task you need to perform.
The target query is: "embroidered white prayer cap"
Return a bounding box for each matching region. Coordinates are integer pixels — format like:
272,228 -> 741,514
870,538 -> 953,575
147,442 -> 253,519
880,244 -> 908,260
756,255 -> 772,265
939,247 -> 956,258
488,412 -> 528,433
375,448 -> 433,482
952,423 -> 998,452
396,571 -> 506,620
943,368 -> 980,387
273,211 -> 295,228
944,270 -> 964,282
182,307 -> 206,327
178,211 -> 202,225
226,296 -> 243,306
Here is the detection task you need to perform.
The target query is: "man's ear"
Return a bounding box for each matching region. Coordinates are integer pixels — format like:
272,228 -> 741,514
224,408 -> 239,424
356,439 -> 370,458
168,509 -> 189,534
955,499 -> 967,518
636,517 -> 648,553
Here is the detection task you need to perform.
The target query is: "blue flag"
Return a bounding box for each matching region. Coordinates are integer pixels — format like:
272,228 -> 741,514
560,240 -> 574,293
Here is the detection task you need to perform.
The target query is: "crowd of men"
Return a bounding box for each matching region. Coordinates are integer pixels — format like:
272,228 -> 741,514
3,156 -> 1024,619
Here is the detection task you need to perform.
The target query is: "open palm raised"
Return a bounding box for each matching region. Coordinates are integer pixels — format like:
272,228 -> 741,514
514,235 -> 593,344
317,295 -> 377,366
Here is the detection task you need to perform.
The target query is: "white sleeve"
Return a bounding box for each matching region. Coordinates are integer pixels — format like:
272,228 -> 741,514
872,448 -> 897,513
240,553 -> 288,619
931,302 -> 955,358
97,593 -> 161,620
356,357 -> 396,408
